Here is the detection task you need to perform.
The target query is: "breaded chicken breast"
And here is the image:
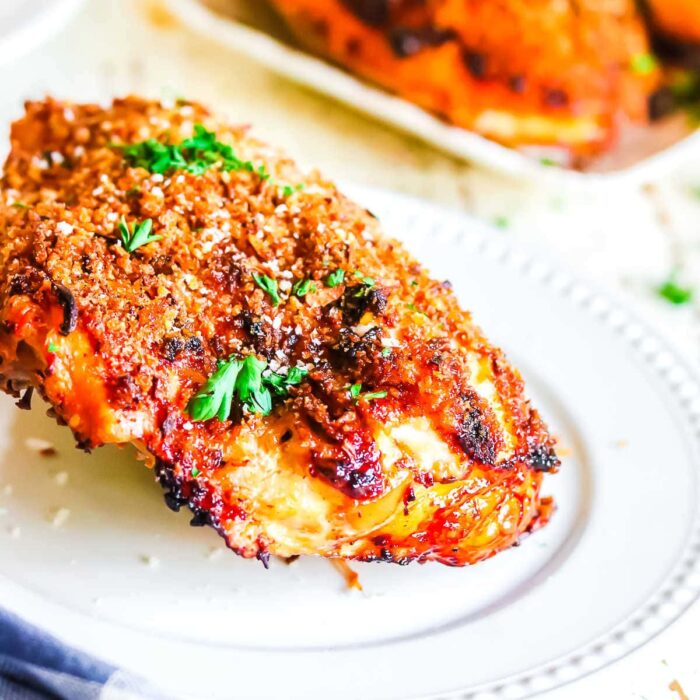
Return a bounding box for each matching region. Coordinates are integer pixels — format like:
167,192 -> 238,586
269,0 -> 658,158
0,97 -> 558,566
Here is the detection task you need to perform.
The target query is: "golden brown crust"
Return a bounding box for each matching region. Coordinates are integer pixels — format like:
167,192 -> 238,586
0,97 -> 558,565
269,0 -> 658,157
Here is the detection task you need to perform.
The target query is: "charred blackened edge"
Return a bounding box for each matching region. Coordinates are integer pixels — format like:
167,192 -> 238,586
358,537 -> 413,565
352,540 -> 478,567
154,458 -> 270,566
341,0 -> 389,27
1,371 -> 96,452
526,495 -> 556,534
51,282 -> 78,335
5,272 -> 77,336
526,442 -> 560,473
16,386 -> 33,410
457,405 -> 497,464
7,271 -> 43,297
338,283 -> 388,325
161,334 -> 204,362
312,453 -> 386,500
332,326 -> 382,364
492,441 -> 561,473
156,458 -> 219,528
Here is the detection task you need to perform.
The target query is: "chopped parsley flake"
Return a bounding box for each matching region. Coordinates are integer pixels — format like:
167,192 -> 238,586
188,355 -> 308,421
352,270 -> 376,287
381,347 -> 392,358
326,269 -> 345,287
362,390 -> 388,401
253,273 -> 281,306
263,365 -> 308,396
657,273 -> 694,305
191,467 -> 201,478
292,278 -> 317,297
348,383 -> 387,402
118,217 -> 161,253
540,157 -> 557,167
236,356 -> 273,415
47,341 -> 59,353
116,124 -> 270,179
493,215 -> 510,229
281,183 -> 304,197
630,53 -> 658,76
351,279 -> 377,299
11,202 -> 29,209
407,302 -> 429,317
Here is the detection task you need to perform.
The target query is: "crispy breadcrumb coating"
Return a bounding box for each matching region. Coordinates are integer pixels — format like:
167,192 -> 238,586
0,97 -> 558,565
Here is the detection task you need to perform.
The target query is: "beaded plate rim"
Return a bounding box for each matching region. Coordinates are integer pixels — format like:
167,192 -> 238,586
351,185 -> 700,700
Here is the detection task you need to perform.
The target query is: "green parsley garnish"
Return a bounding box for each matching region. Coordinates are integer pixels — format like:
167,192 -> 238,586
11,202 -> 29,209
191,467 -> 201,478
362,390 -> 388,401
326,269 -> 345,287
348,383 -> 387,402
630,53 -> 658,76
351,278 -> 377,299
235,355 -> 274,414
188,357 -> 242,421
407,302 -> 429,318
253,273 -> 281,306
657,272 -> 694,305
118,217 -> 161,253
47,341 -> 59,353
263,365 -> 308,396
292,278 -> 317,297
540,157 -> 557,167
352,270 -> 376,287
381,347 -> 392,358
493,215 -> 510,229
187,355 -> 308,421
116,124 -> 270,179
281,183 -> 304,197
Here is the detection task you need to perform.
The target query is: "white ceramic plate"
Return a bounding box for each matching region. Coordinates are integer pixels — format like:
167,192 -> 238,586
1,187 -> 699,700
163,0 -> 700,186
0,0 -> 86,68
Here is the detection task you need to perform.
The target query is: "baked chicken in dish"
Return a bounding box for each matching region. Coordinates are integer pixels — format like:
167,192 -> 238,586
0,97 -> 558,566
267,0 -> 659,158
646,0 -> 700,46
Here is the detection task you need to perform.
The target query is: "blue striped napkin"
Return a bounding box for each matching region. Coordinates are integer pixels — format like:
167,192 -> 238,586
0,608 -> 165,699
